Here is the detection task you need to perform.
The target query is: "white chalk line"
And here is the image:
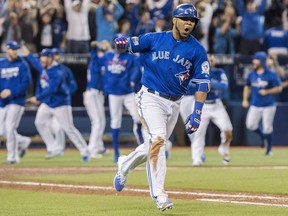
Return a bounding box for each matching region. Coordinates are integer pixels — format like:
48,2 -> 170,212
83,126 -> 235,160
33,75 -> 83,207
1,180 -> 288,208
198,199 -> 288,208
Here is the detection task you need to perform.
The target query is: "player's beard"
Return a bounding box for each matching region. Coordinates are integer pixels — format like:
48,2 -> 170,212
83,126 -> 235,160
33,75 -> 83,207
253,63 -> 261,71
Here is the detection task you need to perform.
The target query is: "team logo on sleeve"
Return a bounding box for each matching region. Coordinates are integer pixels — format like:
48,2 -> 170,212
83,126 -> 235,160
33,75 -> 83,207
175,70 -> 190,85
131,37 -> 139,46
201,61 -> 210,74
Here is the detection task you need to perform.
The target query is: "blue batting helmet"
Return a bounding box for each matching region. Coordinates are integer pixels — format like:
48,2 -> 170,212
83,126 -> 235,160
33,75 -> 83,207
173,4 -> 199,20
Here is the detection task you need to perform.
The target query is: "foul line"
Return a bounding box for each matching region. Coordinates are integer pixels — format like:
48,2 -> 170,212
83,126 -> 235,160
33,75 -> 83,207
1,180 -> 288,208
198,199 -> 288,208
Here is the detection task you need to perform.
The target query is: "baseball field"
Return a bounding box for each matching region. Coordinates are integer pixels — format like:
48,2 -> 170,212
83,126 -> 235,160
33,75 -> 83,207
1,146 -> 288,216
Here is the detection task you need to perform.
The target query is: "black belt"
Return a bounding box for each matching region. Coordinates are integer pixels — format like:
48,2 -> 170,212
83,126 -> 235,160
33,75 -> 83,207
147,89 -> 182,101
205,100 -> 216,104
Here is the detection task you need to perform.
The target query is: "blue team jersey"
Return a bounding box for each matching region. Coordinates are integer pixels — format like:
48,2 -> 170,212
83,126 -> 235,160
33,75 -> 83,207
264,27 -> 288,49
246,69 -> 281,107
128,31 -> 210,96
36,64 -> 71,108
100,51 -> 139,95
86,47 -> 103,91
206,67 -> 228,101
185,67 -> 228,99
0,57 -> 32,107
26,54 -> 71,108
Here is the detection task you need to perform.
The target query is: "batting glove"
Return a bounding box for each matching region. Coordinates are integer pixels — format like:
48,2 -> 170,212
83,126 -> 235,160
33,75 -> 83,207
184,101 -> 204,134
114,36 -> 129,51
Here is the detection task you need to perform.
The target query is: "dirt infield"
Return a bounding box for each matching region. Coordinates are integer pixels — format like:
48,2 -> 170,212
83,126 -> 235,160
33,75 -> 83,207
1,167 -> 288,207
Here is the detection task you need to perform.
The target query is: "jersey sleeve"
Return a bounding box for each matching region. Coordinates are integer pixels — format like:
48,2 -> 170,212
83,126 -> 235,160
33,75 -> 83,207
64,65 -> 78,95
190,46 -> 210,84
128,33 -> 153,53
25,53 -> 43,74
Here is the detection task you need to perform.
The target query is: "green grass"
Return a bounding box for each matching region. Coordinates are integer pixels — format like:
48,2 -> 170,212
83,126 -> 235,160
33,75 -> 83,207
1,147 -> 288,215
1,189 -> 288,216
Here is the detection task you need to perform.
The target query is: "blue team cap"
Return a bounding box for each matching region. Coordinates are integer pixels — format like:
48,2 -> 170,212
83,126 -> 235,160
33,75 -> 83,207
252,51 -> 267,60
6,41 -> 20,50
52,48 -> 63,55
252,51 -> 267,68
40,48 -> 54,57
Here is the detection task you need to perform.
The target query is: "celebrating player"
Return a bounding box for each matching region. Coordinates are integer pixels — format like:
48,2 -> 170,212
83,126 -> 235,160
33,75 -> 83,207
242,51 -> 282,156
25,48 -> 90,162
112,4 -> 210,211
83,41 -> 108,158
181,54 -> 233,166
0,41 -> 32,164
92,39 -> 144,163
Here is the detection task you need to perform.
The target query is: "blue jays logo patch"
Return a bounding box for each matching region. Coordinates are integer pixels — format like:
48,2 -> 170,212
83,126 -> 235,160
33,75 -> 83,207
175,70 -> 190,85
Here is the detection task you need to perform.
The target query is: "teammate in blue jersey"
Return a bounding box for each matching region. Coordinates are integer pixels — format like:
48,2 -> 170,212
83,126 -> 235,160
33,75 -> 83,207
242,51 -> 282,156
0,41 -> 32,164
50,48 -> 78,155
95,39 -> 144,163
181,54 -> 233,166
83,41 -> 109,159
264,18 -> 288,56
112,4 -> 210,211
25,48 -> 90,162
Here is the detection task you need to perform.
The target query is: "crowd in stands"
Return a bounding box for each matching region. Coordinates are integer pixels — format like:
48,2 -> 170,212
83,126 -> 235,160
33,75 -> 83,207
0,0 -> 286,56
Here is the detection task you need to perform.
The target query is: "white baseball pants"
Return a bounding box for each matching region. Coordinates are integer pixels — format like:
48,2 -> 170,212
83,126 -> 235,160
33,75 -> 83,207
35,103 -> 89,156
179,95 -> 196,159
83,89 -> 106,154
119,86 -> 180,200
0,105 -> 24,162
109,93 -> 142,145
192,100 -> 233,164
246,105 -> 276,134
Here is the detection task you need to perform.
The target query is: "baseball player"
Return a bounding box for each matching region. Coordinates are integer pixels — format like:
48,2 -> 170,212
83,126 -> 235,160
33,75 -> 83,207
83,41 -> 108,158
25,49 -> 90,162
94,39 -> 144,163
242,51 -> 282,156
180,54 -> 233,166
51,48 -> 78,155
0,41 -> 32,164
113,4 -> 210,211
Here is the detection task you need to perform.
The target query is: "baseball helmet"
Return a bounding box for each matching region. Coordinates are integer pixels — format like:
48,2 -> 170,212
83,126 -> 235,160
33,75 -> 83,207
173,4 -> 199,20
40,48 -> 54,57
173,4 -> 199,29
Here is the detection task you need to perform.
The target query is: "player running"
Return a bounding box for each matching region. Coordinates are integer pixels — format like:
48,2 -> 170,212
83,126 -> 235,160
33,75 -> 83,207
25,48 -> 90,162
83,41 -> 108,158
0,41 -> 32,164
181,54 -> 233,166
92,39 -> 144,163
112,4 -> 210,211
242,51 -> 282,156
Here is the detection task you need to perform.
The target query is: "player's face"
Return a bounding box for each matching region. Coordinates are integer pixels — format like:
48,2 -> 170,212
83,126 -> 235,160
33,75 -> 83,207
53,54 -> 60,62
6,48 -> 18,61
252,59 -> 262,71
172,17 -> 196,40
40,56 -> 53,68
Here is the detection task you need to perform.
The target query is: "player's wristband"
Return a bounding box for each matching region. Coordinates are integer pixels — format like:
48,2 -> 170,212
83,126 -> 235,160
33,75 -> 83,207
193,101 -> 204,115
